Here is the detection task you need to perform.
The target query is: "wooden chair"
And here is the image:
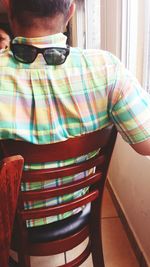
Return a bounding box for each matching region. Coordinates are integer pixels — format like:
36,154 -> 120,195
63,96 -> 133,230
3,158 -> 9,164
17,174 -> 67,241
0,155 -> 24,267
1,125 -> 117,267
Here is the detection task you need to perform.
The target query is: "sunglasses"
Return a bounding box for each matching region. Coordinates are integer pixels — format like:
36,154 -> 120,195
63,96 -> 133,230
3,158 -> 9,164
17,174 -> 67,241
10,43 -> 70,65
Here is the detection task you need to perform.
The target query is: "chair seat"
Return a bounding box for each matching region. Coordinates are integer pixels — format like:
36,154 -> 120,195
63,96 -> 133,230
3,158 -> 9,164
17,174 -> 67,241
28,204 -> 90,243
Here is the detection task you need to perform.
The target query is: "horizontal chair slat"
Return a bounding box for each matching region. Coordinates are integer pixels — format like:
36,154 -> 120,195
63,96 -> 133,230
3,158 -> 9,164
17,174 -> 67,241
21,172 -> 102,201
22,154 -> 105,182
1,125 -> 114,163
20,190 -> 99,220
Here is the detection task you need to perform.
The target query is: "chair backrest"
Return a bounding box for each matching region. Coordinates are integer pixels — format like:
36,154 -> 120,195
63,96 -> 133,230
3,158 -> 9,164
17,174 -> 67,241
0,125 -> 117,224
0,155 -> 24,267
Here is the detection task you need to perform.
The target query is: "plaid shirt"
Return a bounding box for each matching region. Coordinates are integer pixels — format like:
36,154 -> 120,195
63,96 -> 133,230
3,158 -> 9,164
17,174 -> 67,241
0,33 -> 150,227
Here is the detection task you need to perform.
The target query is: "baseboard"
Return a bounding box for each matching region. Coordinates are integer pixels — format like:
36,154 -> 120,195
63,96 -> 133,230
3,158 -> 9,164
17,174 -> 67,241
106,180 -> 149,267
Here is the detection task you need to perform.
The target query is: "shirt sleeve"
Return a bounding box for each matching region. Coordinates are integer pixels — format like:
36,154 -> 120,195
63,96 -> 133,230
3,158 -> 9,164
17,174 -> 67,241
108,55 -> 150,144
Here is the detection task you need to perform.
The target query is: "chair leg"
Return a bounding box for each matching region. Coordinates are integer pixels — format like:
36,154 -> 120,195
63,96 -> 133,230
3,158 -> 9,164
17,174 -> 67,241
64,252 -> 67,264
90,199 -> 105,267
91,238 -> 105,267
18,253 -> 31,267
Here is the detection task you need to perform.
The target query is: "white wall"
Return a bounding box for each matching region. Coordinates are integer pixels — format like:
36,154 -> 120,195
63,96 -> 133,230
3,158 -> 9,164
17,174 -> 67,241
109,135 -> 150,264
100,0 -> 150,263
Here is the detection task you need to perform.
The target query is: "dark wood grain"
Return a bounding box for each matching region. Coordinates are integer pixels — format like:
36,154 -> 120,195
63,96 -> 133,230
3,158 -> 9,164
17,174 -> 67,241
0,156 -> 23,267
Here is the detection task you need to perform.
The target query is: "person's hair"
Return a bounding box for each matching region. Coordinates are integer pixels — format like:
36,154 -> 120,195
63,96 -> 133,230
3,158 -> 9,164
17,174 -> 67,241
10,0 -> 73,26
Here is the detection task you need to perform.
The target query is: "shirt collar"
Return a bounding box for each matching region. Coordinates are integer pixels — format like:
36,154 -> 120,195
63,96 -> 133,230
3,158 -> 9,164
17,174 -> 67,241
12,33 -> 67,48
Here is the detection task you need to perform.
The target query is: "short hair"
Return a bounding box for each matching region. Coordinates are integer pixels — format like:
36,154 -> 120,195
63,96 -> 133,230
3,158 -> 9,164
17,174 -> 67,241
10,0 -> 73,26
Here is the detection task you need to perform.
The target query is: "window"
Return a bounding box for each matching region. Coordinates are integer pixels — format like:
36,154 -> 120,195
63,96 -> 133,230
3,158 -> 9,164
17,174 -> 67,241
101,0 -> 150,92
84,0 -> 100,49
69,0 -> 100,49
121,0 -> 139,76
101,0 -> 122,58
142,0 -> 150,92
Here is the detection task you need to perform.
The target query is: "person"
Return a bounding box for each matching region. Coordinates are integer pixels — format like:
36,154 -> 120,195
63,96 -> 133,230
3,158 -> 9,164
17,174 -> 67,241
1,0 -> 150,228
0,28 -> 10,49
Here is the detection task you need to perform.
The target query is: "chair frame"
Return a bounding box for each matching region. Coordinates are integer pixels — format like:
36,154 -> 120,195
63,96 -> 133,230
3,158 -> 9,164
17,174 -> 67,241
0,155 -> 24,267
1,125 -> 117,267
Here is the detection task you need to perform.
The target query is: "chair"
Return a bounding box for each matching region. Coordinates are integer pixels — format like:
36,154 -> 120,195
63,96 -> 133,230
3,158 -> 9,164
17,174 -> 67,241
1,125 -> 117,267
0,155 -> 24,267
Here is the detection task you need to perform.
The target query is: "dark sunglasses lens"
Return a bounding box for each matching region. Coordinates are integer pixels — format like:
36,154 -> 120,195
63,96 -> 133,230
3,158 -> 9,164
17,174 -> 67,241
13,45 -> 37,64
44,48 -> 68,65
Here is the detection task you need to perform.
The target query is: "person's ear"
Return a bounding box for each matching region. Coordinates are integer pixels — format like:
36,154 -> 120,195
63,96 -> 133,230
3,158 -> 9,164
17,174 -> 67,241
65,2 -> 76,25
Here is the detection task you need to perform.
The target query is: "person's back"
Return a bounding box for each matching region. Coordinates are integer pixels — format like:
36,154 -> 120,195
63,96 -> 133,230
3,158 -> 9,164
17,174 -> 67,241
1,0 -> 150,227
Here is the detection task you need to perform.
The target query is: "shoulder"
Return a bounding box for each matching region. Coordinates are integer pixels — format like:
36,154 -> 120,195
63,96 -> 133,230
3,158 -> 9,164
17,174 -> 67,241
69,47 -> 120,69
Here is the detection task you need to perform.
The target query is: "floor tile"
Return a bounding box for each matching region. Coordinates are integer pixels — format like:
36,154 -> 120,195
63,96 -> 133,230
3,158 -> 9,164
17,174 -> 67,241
79,255 -> 93,267
31,254 -> 65,267
66,238 -> 93,266
102,187 -> 118,219
10,250 -> 65,267
102,217 -> 139,267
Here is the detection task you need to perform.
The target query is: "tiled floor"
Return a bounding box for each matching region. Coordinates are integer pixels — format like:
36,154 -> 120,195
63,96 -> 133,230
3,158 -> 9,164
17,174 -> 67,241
101,188 -> 139,267
10,187 -> 140,266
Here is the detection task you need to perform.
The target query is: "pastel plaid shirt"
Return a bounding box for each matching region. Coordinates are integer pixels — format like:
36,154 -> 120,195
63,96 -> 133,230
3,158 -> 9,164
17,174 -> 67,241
0,33 -> 150,227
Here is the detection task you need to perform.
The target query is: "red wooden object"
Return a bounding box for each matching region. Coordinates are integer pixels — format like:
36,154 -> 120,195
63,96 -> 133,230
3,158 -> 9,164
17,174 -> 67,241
0,156 -> 23,267
1,125 -> 117,267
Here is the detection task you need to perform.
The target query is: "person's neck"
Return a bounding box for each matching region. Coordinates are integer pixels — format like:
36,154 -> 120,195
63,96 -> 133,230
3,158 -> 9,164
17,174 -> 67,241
14,28 -> 61,38
11,15 -> 66,38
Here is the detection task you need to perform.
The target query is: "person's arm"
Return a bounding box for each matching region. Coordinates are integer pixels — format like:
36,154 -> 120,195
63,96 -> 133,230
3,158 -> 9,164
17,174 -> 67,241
107,54 -> 150,155
131,139 -> 150,155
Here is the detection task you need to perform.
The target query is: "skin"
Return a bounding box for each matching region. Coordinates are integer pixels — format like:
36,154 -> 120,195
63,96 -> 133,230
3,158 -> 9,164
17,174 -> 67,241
2,0 -> 150,156
131,140 -> 150,156
3,0 -> 76,37
0,28 -> 10,49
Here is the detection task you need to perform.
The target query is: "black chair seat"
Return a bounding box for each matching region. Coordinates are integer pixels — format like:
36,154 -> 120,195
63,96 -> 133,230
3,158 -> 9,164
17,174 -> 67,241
28,204 -> 90,243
